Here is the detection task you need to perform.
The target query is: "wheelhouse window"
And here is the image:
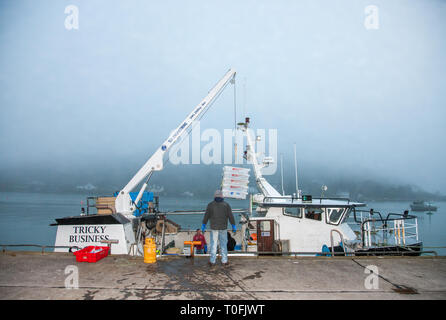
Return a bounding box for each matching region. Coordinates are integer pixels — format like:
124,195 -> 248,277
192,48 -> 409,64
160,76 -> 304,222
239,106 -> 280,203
341,208 -> 352,224
304,208 -> 323,221
283,207 -> 302,218
326,208 -> 345,225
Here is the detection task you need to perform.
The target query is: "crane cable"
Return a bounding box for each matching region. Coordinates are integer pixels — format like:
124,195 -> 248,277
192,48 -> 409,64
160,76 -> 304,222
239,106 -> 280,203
233,77 -> 237,161
132,72 -> 236,208
163,75 -> 236,167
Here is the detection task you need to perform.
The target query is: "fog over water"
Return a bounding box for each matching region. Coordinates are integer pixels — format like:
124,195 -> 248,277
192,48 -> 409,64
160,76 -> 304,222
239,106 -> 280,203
0,0 -> 445,197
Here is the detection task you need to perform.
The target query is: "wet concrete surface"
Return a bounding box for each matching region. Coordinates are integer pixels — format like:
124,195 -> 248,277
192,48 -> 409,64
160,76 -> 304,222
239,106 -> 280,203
1,251 -> 446,300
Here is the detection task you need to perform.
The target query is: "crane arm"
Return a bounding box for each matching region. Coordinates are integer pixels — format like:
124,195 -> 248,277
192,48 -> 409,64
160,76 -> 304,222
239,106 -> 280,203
115,68 -> 237,216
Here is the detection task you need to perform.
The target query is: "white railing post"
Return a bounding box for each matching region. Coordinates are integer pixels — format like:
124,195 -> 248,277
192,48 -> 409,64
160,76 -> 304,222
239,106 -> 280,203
415,218 -> 419,242
394,220 -> 398,245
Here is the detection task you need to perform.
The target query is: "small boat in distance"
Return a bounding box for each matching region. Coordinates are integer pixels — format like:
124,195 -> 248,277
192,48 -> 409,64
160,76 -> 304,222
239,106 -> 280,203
410,200 -> 437,212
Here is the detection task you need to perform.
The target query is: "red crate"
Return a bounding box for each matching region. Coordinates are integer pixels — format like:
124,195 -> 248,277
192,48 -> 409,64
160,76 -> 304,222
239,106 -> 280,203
73,246 -> 109,263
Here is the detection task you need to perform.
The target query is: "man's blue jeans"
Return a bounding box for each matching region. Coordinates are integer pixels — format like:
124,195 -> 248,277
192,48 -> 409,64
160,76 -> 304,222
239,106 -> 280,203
210,229 -> 228,264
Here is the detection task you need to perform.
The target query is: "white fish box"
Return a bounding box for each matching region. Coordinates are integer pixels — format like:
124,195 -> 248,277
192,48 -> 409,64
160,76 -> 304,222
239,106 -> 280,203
222,178 -> 249,186
247,245 -> 257,252
222,190 -> 247,199
223,172 -> 249,180
222,184 -> 249,191
223,166 -> 250,174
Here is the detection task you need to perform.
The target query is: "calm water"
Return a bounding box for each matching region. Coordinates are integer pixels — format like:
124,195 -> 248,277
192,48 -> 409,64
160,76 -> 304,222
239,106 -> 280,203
0,192 -> 445,255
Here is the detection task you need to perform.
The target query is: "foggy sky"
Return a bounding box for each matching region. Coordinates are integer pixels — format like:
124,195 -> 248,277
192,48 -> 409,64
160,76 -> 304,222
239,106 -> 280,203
0,0 -> 445,193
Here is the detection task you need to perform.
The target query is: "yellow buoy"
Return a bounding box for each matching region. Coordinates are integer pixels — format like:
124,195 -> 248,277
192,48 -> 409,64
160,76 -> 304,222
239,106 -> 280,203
144,237 -> 157,264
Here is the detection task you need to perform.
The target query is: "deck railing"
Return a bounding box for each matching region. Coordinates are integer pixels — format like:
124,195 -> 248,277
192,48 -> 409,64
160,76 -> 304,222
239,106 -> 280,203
262,196 -> 352,205
348,209 -> 420,248
1,244 -> 80,254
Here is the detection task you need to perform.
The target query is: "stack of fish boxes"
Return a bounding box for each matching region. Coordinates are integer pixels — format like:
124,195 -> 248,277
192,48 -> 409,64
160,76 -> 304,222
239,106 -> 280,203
221,166 -> 250,199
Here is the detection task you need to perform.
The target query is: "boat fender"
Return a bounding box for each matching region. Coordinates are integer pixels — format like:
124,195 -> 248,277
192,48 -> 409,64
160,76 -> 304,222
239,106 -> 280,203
317,244 -> 331,257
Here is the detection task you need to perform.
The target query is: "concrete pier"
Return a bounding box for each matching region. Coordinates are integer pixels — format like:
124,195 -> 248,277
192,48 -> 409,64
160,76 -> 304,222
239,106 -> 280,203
1,251 -> 445,300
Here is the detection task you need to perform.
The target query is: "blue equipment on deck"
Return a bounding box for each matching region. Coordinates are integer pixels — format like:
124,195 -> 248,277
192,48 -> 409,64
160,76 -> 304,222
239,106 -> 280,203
113,191 -> 154,217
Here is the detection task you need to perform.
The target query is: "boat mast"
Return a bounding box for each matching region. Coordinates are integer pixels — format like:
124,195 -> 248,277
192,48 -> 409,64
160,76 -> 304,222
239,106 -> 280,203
240,119 -> 281,198
281,153 -> 285,196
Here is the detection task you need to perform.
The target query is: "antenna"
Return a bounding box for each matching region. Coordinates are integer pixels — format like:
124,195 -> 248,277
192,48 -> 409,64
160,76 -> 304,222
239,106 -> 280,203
280,153 -> 285,196
321,185 -> 328,199
243,77 -> 247,118
294,143 -> 299,198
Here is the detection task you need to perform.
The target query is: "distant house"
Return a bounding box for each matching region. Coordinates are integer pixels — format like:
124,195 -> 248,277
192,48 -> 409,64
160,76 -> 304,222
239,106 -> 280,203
76,183 -> 97,191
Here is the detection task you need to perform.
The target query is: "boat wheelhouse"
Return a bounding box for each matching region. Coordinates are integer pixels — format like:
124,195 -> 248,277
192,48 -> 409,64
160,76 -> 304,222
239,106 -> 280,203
240,196 -> 365,254
239,195 -> 422,256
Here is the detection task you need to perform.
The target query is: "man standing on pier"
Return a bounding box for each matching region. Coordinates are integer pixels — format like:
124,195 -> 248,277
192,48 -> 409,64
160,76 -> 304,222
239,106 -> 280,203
202,190 -> 236,266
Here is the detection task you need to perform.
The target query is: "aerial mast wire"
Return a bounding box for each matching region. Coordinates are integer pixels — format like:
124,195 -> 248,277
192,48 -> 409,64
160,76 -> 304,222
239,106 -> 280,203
294,143 -> 299,198
232,77 -> 237,162
281,153 -> 285,196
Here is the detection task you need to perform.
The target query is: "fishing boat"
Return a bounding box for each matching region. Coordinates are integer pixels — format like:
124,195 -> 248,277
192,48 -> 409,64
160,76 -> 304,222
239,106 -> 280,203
410,200 -> 437,212
51,68 -> 423,257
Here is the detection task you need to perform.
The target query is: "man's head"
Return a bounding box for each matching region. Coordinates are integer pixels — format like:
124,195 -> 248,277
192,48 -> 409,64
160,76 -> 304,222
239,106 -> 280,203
214,190 -> 223,198
196,229 -> 201,235
214,189 -> 224,202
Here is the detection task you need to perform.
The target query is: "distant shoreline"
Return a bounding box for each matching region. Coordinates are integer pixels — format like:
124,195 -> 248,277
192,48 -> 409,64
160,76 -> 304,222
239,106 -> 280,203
0,190 -> 445,203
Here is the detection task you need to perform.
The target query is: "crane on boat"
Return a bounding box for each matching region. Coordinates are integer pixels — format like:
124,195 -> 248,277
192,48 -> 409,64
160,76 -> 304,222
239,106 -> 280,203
115,69 -> 237,218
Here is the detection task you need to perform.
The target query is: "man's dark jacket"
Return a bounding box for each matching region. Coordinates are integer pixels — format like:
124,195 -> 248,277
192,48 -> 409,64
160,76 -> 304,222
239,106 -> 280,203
202,200 -> 235,230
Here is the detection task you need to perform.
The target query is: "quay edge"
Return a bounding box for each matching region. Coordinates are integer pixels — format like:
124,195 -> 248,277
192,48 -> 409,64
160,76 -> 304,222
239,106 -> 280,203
1,251 -> 446,300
